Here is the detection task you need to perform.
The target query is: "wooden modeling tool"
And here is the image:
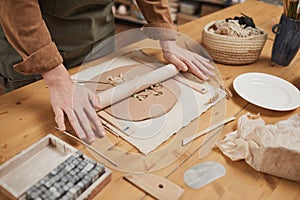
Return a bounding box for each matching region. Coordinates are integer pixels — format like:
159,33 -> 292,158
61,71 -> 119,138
101,117 -> 121,137
123,173 -> 184,200
98,111 -> 133,136
55,127 -> 118,167
182,117 -> 235,146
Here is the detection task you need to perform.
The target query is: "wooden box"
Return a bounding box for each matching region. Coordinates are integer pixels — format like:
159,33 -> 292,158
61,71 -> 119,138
0,134 -> 111,200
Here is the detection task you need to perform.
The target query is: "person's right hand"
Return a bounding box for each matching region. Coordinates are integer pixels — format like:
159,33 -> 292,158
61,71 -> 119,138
41,64 -> 105,142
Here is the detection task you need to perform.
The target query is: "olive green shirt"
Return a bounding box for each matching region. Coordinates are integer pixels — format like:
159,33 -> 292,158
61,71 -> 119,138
0,0 -> 176,75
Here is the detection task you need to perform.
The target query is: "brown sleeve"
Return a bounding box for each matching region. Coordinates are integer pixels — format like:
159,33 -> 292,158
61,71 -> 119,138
0,0 -> 62,74
135,0 -> 178,40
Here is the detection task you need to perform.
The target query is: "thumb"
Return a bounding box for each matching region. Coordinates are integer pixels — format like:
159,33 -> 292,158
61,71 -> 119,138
89,91 -> 102,110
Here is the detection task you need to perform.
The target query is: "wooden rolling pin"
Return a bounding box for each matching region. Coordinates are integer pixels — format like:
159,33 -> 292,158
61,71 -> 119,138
98,64 -> 179,109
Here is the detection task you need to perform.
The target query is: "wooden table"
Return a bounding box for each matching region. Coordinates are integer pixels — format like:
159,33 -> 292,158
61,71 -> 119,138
1,0 -> 299,199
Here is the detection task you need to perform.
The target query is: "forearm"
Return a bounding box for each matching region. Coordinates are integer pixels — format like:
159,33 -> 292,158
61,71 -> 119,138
41,64 -> 73,88
135,0 -> 177,40
135,0 -> 173,27
0,0 -> 62,74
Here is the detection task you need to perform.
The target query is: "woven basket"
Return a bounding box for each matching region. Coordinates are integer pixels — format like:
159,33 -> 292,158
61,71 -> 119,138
201,21 -> 268,65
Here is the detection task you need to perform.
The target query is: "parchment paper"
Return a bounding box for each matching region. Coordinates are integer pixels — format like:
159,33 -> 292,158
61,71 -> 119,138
217,113 -> 300,182
72,50 -> 226,154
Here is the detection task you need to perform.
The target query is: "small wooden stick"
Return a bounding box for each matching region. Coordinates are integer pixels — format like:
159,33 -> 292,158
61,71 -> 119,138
55,127 -> 118,167
208,90 -> 219,104
101,118 -> 121,137
182,117 -> 235,146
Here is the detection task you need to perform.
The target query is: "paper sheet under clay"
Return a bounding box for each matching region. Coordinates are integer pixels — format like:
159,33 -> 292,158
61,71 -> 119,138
72,50 -> 226,154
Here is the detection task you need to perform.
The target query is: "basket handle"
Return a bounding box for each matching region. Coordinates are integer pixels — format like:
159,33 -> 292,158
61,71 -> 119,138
272,24 -> 282,34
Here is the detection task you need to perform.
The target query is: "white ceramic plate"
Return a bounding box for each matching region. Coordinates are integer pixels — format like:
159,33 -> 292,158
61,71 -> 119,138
233,72 -> 300,111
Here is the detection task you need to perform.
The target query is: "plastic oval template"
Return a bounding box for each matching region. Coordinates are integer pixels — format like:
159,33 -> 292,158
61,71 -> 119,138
183,161 -> 226,189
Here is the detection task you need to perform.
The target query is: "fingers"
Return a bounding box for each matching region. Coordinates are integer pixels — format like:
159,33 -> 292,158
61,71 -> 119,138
48,76 -> 105,143
163,51 -> 188,71
53,107 -> 66,132
62,105 -> 103,143
175,53 -> 216,80
198,55 -> 210,63
87,91 -> 105,137
173,54 -> 210,80
66,88 -> 104,142
192,59 -> 215,77
195,56 -> 215,71
186,61 -> 209,80
85,106 -> 106,138
162,45 -> 218,81
65,109 -> 88,141
74,109 -> 96,142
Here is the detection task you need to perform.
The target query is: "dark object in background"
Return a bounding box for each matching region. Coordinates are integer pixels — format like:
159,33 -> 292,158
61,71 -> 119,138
271,14 -> 300,66
226,15 -> 256,28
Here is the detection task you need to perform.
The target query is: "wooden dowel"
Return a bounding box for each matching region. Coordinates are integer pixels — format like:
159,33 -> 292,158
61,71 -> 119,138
182,117 -> 235,146
55,127 -> 118,167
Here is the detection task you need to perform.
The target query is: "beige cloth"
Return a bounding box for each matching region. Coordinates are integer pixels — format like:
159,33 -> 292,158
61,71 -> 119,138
217,113 -> 300,182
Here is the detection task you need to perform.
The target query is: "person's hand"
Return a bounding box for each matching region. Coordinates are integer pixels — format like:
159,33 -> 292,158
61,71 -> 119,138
160,40 -> 215,81
41,64 -> 105,142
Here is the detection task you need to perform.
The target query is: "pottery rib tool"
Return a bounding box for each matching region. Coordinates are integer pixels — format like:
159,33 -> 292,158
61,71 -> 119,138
182,116 -> 235,146
183,161 -> 226,189
123,173 -> 184,200
55,127 -> 118,167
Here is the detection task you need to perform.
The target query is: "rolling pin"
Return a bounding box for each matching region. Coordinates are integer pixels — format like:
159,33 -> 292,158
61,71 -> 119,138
98,64 -> 179,109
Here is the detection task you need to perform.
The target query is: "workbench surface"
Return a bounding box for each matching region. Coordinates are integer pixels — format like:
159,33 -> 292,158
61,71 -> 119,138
1,0 -> 299,199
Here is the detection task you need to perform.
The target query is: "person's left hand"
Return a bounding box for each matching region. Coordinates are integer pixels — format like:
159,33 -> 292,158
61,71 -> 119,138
160,40 -> 215,81
41,64 -> 105,143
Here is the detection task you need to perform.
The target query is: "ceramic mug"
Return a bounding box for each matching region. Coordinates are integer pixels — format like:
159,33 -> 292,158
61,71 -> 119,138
271,14 -> 300,66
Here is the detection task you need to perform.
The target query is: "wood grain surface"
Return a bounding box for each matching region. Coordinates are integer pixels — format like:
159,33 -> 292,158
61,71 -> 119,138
0,1 -> 299,199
